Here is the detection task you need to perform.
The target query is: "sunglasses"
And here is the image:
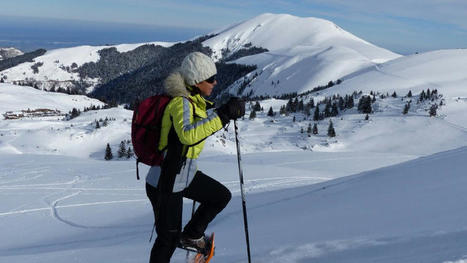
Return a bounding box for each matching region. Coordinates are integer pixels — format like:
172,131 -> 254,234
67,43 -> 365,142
205,75 -> 217,84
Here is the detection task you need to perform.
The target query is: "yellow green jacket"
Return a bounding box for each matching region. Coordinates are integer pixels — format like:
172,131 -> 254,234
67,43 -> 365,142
146,71 -> 224,192
159,72 -> 223,158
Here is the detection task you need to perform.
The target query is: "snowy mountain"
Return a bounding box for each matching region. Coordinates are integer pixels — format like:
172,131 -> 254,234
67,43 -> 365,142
0,41 -> 175,92
0,47 -> 23,60
1,13 -> 467,263
313,49 -> 467,129
203,13 -> 401,97
0,13 -> 400,99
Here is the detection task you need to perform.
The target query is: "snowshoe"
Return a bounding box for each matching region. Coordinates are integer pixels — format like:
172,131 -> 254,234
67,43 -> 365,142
179,233 -> 215,263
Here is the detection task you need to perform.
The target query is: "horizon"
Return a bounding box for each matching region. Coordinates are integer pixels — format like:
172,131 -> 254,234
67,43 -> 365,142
1,7 -> 466,55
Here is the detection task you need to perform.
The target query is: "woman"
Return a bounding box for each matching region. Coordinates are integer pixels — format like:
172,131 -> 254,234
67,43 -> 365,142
145,52 -> 245,262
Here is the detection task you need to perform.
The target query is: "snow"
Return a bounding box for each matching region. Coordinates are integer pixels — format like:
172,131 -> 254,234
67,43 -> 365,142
1,79 -> 467,262
203,13 -> 401,96
1,146 -> 467,262
0,41 -> 175,84
0,47 -> 23,60
321,49 -> 467,99
0,83 -> 104,113
1,13 -> 467,263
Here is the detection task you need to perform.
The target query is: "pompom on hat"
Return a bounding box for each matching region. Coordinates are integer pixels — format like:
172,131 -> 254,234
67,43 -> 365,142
180,52 -> 217,86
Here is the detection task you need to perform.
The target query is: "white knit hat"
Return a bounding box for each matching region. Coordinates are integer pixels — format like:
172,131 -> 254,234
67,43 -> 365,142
180,52 -> 217,86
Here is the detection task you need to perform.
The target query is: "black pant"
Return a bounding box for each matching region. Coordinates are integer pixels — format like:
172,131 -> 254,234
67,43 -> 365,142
146,171 -> 231,263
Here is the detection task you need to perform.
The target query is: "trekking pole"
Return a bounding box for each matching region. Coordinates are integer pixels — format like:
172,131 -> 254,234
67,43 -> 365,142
233,119 -> 252,263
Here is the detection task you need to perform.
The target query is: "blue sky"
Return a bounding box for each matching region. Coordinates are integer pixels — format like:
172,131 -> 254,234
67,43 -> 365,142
1,0 -> 467,54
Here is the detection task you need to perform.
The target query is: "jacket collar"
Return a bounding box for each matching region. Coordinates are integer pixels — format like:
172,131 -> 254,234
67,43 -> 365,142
164,71 -> 214,109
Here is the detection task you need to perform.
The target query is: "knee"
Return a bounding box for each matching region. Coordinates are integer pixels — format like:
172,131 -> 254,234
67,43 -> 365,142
219,186 -> 232,209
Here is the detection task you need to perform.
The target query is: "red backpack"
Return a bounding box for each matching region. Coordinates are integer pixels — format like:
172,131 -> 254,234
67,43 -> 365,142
131,95 -> 171,180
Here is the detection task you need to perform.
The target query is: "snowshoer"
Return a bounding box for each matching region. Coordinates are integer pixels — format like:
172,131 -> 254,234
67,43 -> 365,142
145,52 -> 245,262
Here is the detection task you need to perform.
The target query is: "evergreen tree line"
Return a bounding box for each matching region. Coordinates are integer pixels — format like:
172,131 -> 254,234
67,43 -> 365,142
403,89 -> 440,115
31,62 -> 44,74
223,45 -> 269,62
47,85 -> 85,95
94,117 -> 116,129
66,104 -> 116,121
0,49 -> 47,72
105,140 -> 134,160
9,79 -> 87,95
82,34 -> 257,107
244,79 -> 343,102
300,121 -> 336,137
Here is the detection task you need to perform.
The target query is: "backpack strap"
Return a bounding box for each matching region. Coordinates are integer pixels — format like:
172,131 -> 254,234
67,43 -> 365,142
136,158 -> 140,180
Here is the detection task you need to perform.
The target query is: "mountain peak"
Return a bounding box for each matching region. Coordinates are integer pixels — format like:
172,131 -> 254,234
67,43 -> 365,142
203,13 -> 401,96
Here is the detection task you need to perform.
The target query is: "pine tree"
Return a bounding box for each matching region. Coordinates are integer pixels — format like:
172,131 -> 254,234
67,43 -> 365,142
308,98 -> 315,108
307,123 -> 312,134
327,121 -> 336,137
267,106 -> 274,117
293,116 -> 296,122
292,98 -> 299,112
249,110 -> 256,120
313,123 -> 318,135
338,97 -> 345,111
429,104 -> 438,117
105,143 -> 113,160
313,106 -> 320,121
403,103 -> 410,114
279,105 -> 286,115
118,141 -> 126,158
331,103 -> 339,117
347,96 -> 354,109
365,114 -> 369,120
392,91 -> 397,98
95,120 -> 100,129
324,100 -> 332,118
358,96 -> 372,114
298,100 -> 304,112
420,90 -> 426,101
70,108 -> 80,119
253,101 -> 261,111
126,147 -> 133,159
407,90 -> 412,97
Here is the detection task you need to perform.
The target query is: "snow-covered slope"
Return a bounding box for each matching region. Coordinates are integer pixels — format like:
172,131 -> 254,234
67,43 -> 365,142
0,83 -> 129,157
321,49 -> 467,98
1,14 -> 400,98
0,41 -> 174,89
1,145 -> 466,262
0,83 -> 103,113
0,47 -> 23,60
315,49 -> 467,129
203,13 -> 401,96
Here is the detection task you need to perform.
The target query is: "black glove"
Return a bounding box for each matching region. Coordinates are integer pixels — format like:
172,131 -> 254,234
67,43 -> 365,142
216,97 -> 245,125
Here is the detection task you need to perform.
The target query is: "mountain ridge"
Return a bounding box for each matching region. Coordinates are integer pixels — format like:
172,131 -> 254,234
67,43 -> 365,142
1,13 -> 401,102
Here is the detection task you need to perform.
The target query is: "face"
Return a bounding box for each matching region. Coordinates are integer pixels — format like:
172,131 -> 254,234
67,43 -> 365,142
195,79 -> 217,97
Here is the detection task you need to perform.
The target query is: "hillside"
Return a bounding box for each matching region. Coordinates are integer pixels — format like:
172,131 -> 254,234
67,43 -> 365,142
313,49 -> 467,129
204,13 -> 401,97
1,13 -> 467,263
0,13 -> 402,102
1,145 -> 466,262
0,47 -> 23,60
